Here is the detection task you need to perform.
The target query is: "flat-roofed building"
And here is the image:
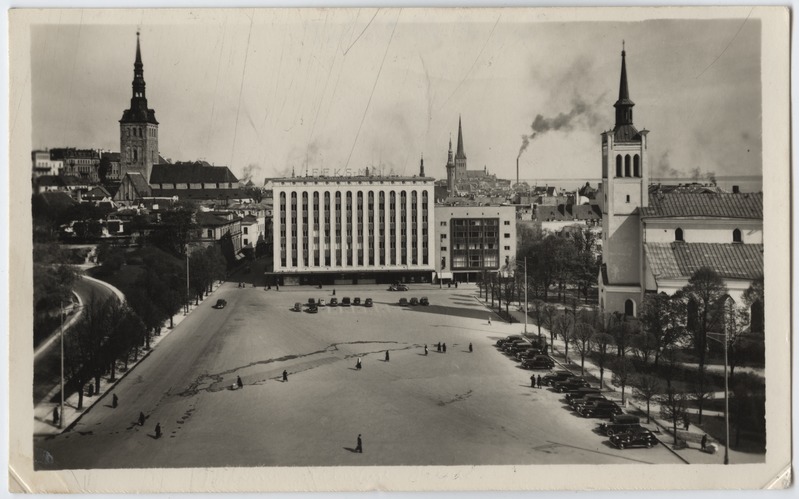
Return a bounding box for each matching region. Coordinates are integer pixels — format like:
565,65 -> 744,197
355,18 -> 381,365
267,175 -> 435,285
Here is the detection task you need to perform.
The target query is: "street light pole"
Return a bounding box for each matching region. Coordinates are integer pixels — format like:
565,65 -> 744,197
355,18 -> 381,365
59,301 -> 64,429
723,330 -> 730,465
523,257 -> 528,335
185,246 -> 190,314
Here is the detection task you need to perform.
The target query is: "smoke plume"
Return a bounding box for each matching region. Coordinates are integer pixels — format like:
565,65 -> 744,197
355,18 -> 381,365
517,95 -> 603,160
239,163 -> 262,184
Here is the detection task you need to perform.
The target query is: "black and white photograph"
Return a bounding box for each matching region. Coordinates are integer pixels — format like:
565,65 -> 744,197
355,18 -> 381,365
8,6 -> 791,493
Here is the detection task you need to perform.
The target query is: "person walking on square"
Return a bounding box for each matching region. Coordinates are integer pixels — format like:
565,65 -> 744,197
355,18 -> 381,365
701,434 -> 708,450
683,414 -> 690,431
155,422 -> 162,439
488,316 -> 491,326
356,357 -> 362,370
424,344 -> 428,355
276,284 -> 279,291
52,406 -> 59,426
385,350 -> 390,362
237,376 -> 244,389
442,343 -> 447,353
112,394 -> 118,408
537,375 -> 542,388
437,342 -> 441,353
332,289 -> 336,296
355,434 -> 363,453
469,342 -> 473,353
531,375 -> 536,388
283,370 -> 288,382
138,412 -> 145,427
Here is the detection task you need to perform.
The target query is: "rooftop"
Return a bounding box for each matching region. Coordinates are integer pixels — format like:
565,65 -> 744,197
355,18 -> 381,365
150,163 -> 239,184
646,242 -> 764,281
268,175 -> 435,184
641,190 -> 763,219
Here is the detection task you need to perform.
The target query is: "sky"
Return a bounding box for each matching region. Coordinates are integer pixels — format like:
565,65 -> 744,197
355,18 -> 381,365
30,9 -> 762,185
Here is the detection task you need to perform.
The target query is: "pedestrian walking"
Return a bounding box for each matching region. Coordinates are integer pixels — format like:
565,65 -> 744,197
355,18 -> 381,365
138,412 -> 145,427
52,406 -> 59,426
701,434 -> 708,450
442,343 -> 447,353
469,342 -> 473,353
531,375 -> 536,388
537,375 -> 542,388
437,342 -> 441,353
355,434 -> 363,453
276,284 -> 279,291
455,281 -> 459,288
683,414 -> 690,431
424,345 -> 428,355
237,376 -> 244,389
112,394 -> 118,408
385,350 -> 390,362
488,316 -> 491,326
283,370 -> 288,382
155,422 -> 162,439
356,357 -> 362,370
332,289 -> 336,296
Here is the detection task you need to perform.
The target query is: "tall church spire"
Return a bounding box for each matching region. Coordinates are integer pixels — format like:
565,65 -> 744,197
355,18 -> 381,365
455,115 -> 466,159
614,42 -> 635,129
122,32 -> 157,124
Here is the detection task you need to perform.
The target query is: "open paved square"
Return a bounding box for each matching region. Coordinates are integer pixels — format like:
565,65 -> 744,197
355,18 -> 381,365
35,283 -> 683,468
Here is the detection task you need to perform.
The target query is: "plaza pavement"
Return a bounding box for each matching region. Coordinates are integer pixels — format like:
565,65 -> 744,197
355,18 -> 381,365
35,282 -> 684,468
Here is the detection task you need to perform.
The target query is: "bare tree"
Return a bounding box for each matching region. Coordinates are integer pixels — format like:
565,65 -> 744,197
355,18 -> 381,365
611,356 -> 635,404
631,332 -> 659,367
632,373 -> 662,423
530,299 -> 545,338
592,332 -> 615,388
571,322 -> 595,376
658,386 -> 689,446
552,311 -> 574,363
542,304 -> 559,351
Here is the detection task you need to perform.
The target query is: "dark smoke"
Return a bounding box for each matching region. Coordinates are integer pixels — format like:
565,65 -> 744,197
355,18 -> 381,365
517,95 -> 603,160
239,163 -> 262,184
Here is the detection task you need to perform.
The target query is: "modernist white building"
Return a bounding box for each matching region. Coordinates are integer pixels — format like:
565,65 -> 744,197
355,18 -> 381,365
267,173 -> 435,285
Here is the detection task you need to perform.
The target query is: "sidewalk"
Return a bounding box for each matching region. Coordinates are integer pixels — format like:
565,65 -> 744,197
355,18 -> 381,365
473,293 -> 764,465
34,280 -> 224,437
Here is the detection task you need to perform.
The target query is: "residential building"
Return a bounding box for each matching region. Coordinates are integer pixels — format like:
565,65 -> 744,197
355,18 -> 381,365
267,172 -> 434,285
31,150 -> 62,177
50,148 -> 101,182
191,211 -> 244,259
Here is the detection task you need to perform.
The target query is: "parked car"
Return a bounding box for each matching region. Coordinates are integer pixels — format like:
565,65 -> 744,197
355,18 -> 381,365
364,298 -> 373,307
419,297 -> 429,306
542,371 -> 575,386
496,334 -> 524,347
292,302 -> 302,312
215,299 -> 227,309
553,378 -> 591,392
503,340 -> 528,353
388,284 -> 409,291
341,297 -> 351,306
569,393 -> 607,410
598,414 -> 642,437
610,427 -> 659,449
353,297 -> 361,305
307,305 -> 319,314
318,299 -> 326,307
521,355 -> 555,370
409,297 -> 419,306
329,298 -> 338,307
399,298 -> 409,306
577,400 -> 623,418
519,348 -> 547,359
308,298 -> 316,306
564,387 -> 602,402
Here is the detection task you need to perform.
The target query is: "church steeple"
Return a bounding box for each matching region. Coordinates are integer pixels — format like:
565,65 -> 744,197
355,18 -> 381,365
612,43 -> 640,142
447,135 -> 454,166
419,153 -> 425,177
455,115 -> 466,160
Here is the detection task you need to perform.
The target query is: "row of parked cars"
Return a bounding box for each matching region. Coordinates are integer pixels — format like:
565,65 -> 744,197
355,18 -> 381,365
495,334 -> 660,450
495,335 -> 554,370
398,297 -> 429,306
296,297 -> 374,312
544,370 -> 660,449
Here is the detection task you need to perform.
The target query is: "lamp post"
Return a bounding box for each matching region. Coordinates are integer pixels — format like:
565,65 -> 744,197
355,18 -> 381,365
707,331 -> 730,465
59,301 -> 65,429
185,246 -> 190,314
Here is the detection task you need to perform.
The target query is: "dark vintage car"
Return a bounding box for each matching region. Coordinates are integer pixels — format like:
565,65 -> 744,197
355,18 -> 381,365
610,427 -> 659,449
215,299 -> 227,309
388,284 -> 409,291
419,297 -> 429,306
553,378 -> 591,392
409,297 -> 419,306
577,400 -> 623,418
307,305 -> 319,314
353,297 -> 361,305
308,298 -> 316,306
341,297 -> 351,306
329,298 -> 338,307
569,394 -> 607,410
598,414 -> 642,437
521,355 -> 555,370
542,371 -> 575,386
292,302 -> 302,312
503,340 -> 528,353
564,387 -> 602,402
399,298 -> 409,306
496,335 -> 524,348
364,298 -> 373,307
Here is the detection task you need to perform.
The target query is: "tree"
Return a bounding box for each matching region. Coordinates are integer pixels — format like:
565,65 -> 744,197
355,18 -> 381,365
592,332 -> 615,388
661,346 -> 680,389
658,386 -> 688,446
632,373 -> 662,423
552,311 -> 574,362
719,298 -> 752,379
529,299 -> 545,338
571,322 -> 594,376
730,373 -> 766,449
542,305 -> 558,349
149,203 -> 197,257
742,276 -> 764,334
682,267 -> 728,423
611,356 -> 635,404
641,292 -> 687,367
65,294 -> 110,405
690,381 -> 714,425
630,332 -> 659,366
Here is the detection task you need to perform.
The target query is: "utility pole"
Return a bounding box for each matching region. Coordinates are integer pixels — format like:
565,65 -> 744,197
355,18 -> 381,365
523,257 -> 528,335
723,330 -> 730,465
185,246 -> 190,314
59,301 -> 64,429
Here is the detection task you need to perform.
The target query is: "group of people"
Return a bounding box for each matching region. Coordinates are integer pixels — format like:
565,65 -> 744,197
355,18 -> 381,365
530,374 -> 543,388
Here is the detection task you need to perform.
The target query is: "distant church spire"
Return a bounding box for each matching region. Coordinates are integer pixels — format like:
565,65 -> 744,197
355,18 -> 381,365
614,42 -> 635,129
419,153 -> 425,177
455,115 -> 466,160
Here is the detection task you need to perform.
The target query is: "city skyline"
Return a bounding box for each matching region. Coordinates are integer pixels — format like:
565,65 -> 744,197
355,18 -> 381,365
31,11 -> 761,184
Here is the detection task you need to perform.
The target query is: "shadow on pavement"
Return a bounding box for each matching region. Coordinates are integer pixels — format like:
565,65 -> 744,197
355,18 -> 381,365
343,447 -> 359,453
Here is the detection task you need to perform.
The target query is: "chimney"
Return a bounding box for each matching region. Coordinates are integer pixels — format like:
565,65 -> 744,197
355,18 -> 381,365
516,157 -> 519,187
419,154 -> 425,177
732,185 -> 740,194
365,166 -> 370,177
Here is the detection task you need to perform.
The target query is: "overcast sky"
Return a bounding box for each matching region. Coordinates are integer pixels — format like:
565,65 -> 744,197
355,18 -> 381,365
30,10 -> 762,184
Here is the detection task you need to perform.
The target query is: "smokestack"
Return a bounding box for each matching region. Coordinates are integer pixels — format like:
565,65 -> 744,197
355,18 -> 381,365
732,185 -> 740,194
419,154 -> 425,178
365,166 -> 369,177
516,157 -> 519,187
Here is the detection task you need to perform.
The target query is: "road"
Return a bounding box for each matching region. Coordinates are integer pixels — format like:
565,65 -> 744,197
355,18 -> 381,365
35,284 -> 683,468
33,275 -> 119,404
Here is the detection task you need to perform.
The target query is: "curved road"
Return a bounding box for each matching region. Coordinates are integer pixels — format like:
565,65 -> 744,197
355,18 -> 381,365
33,275 -> 119,404
35,284 -> 683,469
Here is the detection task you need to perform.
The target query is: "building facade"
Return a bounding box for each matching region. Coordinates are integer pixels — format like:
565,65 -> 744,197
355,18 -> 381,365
120,33 -> 159,182
31,150 -> 62,177
268,175 -> 435,285
434,204 -> 516,283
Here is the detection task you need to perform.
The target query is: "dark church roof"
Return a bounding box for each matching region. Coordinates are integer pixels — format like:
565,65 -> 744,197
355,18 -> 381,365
640,191 -> 763,219
646,242 -> 764,281
150,163 -> 239,184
